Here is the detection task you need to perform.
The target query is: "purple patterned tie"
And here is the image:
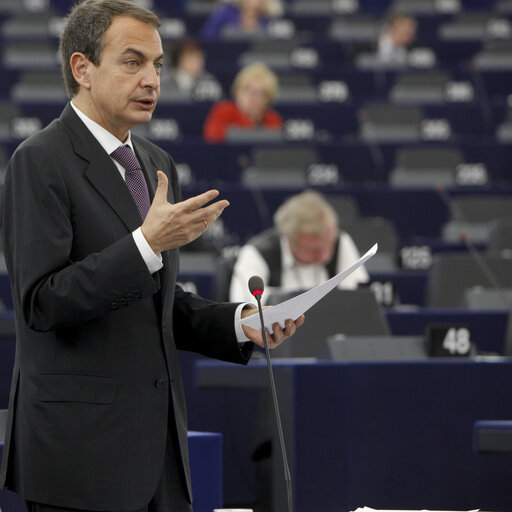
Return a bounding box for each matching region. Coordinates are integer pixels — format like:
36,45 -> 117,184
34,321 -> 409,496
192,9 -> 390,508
111,145 -> 151,220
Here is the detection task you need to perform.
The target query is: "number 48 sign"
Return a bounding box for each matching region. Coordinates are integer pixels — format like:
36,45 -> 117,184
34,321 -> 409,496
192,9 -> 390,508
426,324 -> 474,357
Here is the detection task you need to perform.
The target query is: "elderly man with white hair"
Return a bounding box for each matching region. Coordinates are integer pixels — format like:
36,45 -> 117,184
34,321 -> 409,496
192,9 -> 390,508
230,190 -> 369,304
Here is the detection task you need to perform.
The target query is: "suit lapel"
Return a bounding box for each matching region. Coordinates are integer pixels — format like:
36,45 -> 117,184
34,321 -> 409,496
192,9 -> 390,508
60,104 -> 174,303
59,104 -> 144,233
85,152 -> 143,232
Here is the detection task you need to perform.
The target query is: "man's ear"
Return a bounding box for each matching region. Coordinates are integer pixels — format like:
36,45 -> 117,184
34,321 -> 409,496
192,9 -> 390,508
69,52 -> 93,90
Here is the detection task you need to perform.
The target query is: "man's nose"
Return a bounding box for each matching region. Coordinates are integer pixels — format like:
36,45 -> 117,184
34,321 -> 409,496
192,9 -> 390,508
141,64 -> 159,89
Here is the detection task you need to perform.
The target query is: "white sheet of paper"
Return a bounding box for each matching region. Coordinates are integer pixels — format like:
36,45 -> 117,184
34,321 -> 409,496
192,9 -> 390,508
239,243 -> 378,335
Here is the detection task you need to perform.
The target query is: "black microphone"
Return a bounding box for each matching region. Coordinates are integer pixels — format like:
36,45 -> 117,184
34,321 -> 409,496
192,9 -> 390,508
248,275 -> 293,512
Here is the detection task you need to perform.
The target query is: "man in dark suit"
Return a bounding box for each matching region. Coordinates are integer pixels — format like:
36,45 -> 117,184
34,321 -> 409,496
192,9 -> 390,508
0,1 -> 303,511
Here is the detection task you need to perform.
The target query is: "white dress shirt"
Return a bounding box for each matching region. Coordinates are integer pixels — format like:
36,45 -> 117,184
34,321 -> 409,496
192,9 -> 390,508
230,231 -> 369,305
70,102 -> 251,342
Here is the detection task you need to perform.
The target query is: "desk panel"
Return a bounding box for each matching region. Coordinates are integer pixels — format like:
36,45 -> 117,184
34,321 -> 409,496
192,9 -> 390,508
387,308 -> 509,354
197,359 -> 512,512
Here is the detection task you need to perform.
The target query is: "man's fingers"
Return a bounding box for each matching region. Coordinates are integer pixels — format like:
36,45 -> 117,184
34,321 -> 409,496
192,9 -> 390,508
193,200 -> 230,226
179,189 -> 221,212
152,171 -> 169,205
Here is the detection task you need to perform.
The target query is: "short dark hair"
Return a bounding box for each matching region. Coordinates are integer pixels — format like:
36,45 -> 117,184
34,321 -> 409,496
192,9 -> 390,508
59,0 -> 161,97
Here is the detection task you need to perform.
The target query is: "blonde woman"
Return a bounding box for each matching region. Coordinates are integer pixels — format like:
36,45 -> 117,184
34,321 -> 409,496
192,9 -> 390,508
201,0 -> 283,39
203,62 -> 283,142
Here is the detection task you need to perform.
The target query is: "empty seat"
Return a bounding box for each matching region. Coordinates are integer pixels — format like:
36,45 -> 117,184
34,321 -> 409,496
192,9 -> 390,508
242,146 -> 318,188
266,288 -> 390,358
0,11 -> 60,39
2,41 -> 60,69
439,13 -> 511,41
329,15 -> 380,42
226,127 -> 283,144
326,334 -> 428,361
473,41 -> 512,70
289,0 -> 359,15
0,145 -> 8,184
389,71 -> 452,104
496,108 -> 512,141
184,0 -> 216,14
0,103 -> 21,141
442,195 -> 512,243
463,286 -> 512,310
450,196 -> 512,222
426,253 -> 512,307
275,74 -> 317,104
340,217 -> 398,271
389,147 -> 463,188
0,0 -> 44,14
0,409 -> 7,442
326,195 -> 360,221
487,218 -> 512,255
358,104 -> 423,142
391,0 -> 460,15
10,71 -> 67,103
238,40 -> 299,69
495,0 -> 512,13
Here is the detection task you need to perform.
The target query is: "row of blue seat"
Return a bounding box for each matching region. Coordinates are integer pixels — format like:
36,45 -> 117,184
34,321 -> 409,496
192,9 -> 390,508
10,0 -> 512,20
0,102 -> 508,141
3,139 -> 512,186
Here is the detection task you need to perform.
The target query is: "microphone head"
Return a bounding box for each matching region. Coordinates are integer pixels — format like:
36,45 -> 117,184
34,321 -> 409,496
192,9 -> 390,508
248,275 -> 264,297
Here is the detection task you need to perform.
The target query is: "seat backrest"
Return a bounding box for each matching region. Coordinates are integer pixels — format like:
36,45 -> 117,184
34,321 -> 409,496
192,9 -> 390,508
360,104 -> 423,125
326,335 -> 427,361
504,309 -> 512,356
340,217 -> 398,254
251,146 -> 318,170
226,127 -> 283,144
450,196 -> 512,223
487,219 -> 512,254
393,72 -> 451,89
426,254 -> 512,308
267,288 -> 390,358
326,195 -> 360,221
395,147 -> 462,172
463,287 -> 512,310
0,408 -> 8,443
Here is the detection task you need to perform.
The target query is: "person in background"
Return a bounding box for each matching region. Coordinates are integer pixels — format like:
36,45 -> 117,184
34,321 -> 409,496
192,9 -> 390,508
230,190 -> 369,304
162,38 -> 216,94
377,12 -> 417,64
203,62 -> 283,142
201,0 -> 283,39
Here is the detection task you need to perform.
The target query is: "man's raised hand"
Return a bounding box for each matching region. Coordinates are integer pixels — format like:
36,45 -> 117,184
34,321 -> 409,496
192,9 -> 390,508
141,171 -> 229,253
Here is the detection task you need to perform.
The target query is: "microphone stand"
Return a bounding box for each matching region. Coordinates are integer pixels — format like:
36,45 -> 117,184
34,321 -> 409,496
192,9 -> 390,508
254,292 -> 293,512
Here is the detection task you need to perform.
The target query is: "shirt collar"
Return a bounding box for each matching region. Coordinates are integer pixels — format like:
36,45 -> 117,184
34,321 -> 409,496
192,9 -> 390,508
70,101 -> 134,155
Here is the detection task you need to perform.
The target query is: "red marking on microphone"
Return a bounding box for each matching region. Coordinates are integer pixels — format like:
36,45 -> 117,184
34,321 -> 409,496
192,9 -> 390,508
252,289 -> 263,297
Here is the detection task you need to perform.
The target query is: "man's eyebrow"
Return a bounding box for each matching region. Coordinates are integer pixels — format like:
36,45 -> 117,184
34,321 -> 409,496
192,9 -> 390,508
120,47 -> 164,62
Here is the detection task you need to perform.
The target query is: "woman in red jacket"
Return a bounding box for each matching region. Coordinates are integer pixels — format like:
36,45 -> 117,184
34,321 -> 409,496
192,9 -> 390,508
203,62 -> 283,142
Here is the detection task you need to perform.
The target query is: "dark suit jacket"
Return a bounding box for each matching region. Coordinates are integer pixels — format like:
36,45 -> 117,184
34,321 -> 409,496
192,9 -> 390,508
0,103 -> 252,510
